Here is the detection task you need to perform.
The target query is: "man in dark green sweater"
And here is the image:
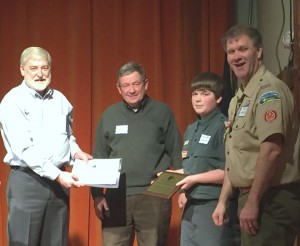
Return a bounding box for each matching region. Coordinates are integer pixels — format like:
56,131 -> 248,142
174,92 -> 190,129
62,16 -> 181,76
91,62 -> 182,246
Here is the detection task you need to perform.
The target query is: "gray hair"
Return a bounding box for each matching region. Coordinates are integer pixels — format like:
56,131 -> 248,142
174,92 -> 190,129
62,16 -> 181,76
20,47 -> 51,66
221,25 -> 263,51
117,62 -> 146,84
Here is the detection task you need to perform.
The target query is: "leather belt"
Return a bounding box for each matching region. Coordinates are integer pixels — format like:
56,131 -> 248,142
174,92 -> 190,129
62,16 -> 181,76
188,199 -> 217,205
10,166 -> 33,172
239,182 -> 300,195
239,187 -> 251,194
10,165 -> 66,172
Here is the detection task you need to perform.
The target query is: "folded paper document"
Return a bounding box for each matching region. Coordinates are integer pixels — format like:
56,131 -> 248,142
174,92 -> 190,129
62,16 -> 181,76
72,159 -> 122,188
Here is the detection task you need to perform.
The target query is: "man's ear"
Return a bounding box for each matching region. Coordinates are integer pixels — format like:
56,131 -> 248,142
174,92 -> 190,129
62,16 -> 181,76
257,47 -> 263,60
20,65 -> 25,76
116,83 -> 122,95
144,79 -> 149,90
216,96 -> 223,104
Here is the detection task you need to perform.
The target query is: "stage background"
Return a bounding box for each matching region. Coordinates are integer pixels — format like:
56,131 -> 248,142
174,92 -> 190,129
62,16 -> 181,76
0,1 -> 233,245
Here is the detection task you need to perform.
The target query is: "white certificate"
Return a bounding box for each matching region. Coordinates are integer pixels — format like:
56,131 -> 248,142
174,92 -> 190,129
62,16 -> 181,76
72,158 -> 122,188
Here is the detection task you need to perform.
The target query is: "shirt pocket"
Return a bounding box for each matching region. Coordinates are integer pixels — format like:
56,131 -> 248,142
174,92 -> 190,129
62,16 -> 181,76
232,119 -> 246,131
48,114 -> 68,135
230,119 -> 247,150
192,138 -> 223,159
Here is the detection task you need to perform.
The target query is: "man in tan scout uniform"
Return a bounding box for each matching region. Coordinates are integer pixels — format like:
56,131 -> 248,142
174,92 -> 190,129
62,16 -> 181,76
212,25 -> 300,246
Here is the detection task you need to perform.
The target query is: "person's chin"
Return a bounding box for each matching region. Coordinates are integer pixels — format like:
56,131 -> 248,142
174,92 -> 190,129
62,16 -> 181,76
233,67 -> 246,77
127,101 -> 139,107
126,98 -> 139,105
34,84 -> 48,93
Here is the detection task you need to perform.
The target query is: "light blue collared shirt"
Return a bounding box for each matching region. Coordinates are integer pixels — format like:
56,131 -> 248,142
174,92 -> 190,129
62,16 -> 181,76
0,81 -> 81,180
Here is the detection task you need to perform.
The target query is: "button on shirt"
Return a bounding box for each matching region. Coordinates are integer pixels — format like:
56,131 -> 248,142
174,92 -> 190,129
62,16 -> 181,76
0,81 -> 80,180
226,65 -> 300,187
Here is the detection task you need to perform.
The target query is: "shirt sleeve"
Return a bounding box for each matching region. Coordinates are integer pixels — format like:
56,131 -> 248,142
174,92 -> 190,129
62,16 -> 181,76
255,90 -> 286,142
69,135 -> 81,159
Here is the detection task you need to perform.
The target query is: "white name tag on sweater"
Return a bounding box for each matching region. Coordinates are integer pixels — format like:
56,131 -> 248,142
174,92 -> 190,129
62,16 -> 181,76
115,125 -> 128,134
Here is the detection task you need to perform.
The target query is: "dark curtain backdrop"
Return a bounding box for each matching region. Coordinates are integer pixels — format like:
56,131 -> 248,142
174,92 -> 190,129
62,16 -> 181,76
0,0 -> 233,245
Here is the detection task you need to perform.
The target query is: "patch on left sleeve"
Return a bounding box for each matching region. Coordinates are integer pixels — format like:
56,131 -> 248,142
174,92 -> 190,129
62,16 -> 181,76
264,110 -> 277,122
258,91 -> 281,105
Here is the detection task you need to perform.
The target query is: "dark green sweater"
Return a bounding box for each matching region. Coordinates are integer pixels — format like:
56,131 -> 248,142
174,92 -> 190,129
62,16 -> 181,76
91,97 -> 182,196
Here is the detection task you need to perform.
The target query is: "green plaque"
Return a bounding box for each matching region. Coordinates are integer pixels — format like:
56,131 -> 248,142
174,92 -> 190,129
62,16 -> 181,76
144,171 -> 187,199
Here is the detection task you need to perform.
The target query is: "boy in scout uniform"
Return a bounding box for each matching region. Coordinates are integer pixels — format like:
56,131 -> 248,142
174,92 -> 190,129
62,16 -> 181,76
212,25 -> 300,246
176,72 -> 240,246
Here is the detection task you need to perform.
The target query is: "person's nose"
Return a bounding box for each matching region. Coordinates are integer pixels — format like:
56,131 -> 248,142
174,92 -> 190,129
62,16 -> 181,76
36,68 -> 43,78
128,84 -> 136,93
196,95 -> 202,102
232,51 -> 242,61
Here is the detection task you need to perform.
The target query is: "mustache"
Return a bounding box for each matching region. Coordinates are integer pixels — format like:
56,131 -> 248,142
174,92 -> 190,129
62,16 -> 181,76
35,78 -> 46,82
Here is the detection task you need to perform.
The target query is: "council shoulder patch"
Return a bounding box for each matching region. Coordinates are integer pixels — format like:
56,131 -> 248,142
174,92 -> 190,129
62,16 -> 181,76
258,91 -> 281,105
264,110 -> 277,122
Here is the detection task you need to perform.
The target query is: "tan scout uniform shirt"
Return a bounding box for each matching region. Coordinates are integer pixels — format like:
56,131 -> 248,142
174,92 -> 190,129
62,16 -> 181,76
226,65 -> 300,187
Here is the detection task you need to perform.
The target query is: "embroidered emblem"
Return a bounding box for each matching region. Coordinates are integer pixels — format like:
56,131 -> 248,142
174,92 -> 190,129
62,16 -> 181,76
258,91 -> 281,105
182,150 -> 188,158
184,140 -> 189,145
264,110 -> 277,122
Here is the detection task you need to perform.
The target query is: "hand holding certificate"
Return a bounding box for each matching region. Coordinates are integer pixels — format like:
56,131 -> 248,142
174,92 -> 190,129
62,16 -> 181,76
72,159 -> 122,188
144,171 -> 187,199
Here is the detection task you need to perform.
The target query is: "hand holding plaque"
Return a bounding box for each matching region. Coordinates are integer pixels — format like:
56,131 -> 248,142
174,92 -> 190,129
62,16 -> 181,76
143,171 -> 187,199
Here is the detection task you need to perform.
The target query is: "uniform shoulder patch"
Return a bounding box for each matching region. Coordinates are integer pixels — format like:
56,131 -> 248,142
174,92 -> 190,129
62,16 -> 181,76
258,91 -> 281,105
264,110 -> 277,122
